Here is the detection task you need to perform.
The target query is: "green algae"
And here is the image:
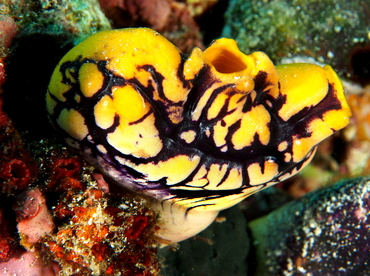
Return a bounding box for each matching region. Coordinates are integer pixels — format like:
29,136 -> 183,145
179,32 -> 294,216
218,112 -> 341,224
223,0 -> 370,77
7,0 -> 111,45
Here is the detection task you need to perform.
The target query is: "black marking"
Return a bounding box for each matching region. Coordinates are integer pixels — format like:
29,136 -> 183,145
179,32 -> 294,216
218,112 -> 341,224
137,64 -> 167,101
216,167 -> 232,187
172,186 -> 245,200
242,92 -> 253,113
184,204 -> 216,216
129,110 -> 153,125
224,119 -> 241,147
104,114 -> 120,133
196,83 -> 235,123
254,71 -> 270,94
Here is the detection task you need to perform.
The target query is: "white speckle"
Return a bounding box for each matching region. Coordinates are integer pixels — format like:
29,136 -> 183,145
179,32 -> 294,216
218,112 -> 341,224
115,155 -> 126,164
302,237 -> 312,257
119,203 -> 129,209
97,144 -> 107,154
205,128 -> 211,137
334,26 -> 342,33
327,51 -> 334,59
297,266 -> 308,274
317,56 -> 324,63
286,257 -> 293,271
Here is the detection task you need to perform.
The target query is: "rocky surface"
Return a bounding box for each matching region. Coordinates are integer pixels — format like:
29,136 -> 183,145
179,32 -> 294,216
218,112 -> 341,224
223,0 -> 370,83
249,176 -> 370,275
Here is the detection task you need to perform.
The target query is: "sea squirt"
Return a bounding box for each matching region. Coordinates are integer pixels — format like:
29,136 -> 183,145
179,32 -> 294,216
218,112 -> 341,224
46,28 -> 351,243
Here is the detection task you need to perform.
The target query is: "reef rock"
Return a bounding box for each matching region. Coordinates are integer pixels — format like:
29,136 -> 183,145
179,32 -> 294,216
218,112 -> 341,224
223,0 -> 370,82
249,176 -> 370,275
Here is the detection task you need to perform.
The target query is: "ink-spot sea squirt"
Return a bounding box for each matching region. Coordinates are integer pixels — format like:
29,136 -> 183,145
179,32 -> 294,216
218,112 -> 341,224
46,28 -> 351,243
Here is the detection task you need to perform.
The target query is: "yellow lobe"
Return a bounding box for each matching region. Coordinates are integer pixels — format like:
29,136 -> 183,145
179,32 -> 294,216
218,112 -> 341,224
323,64 -> 352,119
247,160 -> 279,185
79,63 -> 105,98
112,85 -> 149,124
134,155 -> 201,185
219,168 -> 243,190
184,47 -> 205,81
46,92 -> 57,115
180,130 -> 196,144
107,112 -> 162,159
48,69 -> 70,103
204,163 -> 228,190
232,105 -> 271,149
207,92 -> 228,120
276,63 -> 329,121
57,109 -> 88,141
94,94 -> 116,129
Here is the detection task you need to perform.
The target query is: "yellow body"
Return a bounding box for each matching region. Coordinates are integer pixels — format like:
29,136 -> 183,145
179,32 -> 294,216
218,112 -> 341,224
47,28 -> 351,214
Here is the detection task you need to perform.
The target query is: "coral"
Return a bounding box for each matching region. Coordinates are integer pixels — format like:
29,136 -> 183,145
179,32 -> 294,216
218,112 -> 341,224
44,173 -> 159,276
248,176 -> 370,275
7,0 -> 111,45
0,96 -> 38,193
346,91 -> 370,142
186,0 -> 218,17
0,15 -> 18,59
104,0 -> 172,30
0,97 -> 38,193
0,63 -> 5,94
0,159 -> 31,190
98,0 -> 204,52
0,250 -> 59,275
223,0 -> 370,80
46,27 -> 350,243
0,208 -> 16,262
15,188 -> 55,248
0,127 -> 160,275
47,156 -> 84,190
336,86 -> 370,176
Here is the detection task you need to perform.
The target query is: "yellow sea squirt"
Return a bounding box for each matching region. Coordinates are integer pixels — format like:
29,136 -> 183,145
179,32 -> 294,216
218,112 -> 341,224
46,28 -> 351,243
